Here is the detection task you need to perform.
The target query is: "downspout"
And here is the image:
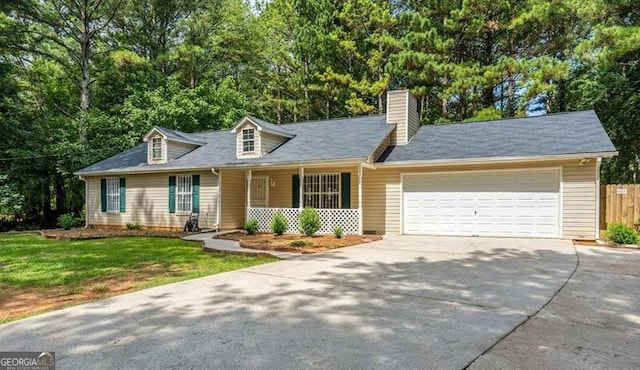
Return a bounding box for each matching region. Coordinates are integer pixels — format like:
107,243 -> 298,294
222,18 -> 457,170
212,168 -> 221,231
78,175 -> 88,228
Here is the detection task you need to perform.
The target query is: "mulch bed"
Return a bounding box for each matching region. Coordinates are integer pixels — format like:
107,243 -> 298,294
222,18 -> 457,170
216,231 -> 382,254
40,227 -> 184,240
573,239 -> 639,250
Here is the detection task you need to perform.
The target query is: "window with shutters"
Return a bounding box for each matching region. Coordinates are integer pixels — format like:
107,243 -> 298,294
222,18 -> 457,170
106,178 -> 120,213
177,175 -> 192,213
303,173 -> 340,209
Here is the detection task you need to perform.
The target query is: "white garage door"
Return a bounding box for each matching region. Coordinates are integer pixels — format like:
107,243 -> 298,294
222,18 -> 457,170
402,169 -> 560,237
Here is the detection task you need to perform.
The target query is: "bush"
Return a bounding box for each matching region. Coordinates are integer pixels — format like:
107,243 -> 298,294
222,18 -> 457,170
126,223 -> 144,231
245,218 -> 259,235
270,212 -> 288,235
289,240 -> 313,248
333,225 -> 344,239
57,213 -> 78,230
299,207 -> 321,236
606,222 -> 639,245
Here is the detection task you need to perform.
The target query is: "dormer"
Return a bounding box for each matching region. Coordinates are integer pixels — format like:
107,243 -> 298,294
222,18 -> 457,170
231,116 -> 295,159
143,127 -> 204,165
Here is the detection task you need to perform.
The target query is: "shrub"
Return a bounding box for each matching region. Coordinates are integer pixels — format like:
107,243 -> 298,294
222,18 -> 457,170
126,223 -> 144,231
333,225 -> 344,239
270,212 -> 288,235
299,207 -> 321,236
57,213 -> 78,230
606,222 -> 639,245
289,240 -> 313,248
245,218 -> 259,235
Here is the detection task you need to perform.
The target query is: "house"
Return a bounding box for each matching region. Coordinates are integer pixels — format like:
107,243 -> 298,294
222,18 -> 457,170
75,90 -> 617,239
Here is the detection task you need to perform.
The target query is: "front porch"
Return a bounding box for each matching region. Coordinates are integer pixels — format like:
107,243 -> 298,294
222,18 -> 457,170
241,165 -> 365,235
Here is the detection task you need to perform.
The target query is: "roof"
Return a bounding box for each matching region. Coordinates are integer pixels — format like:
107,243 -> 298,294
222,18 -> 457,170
378,110 -> 617,163
75,115 -> 391,175
75,110 -> 617,176
245,116 -> 296,138
149,126 -> 206,146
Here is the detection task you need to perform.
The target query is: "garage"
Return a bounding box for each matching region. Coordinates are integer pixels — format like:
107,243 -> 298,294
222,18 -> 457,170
402,168 -> 560,237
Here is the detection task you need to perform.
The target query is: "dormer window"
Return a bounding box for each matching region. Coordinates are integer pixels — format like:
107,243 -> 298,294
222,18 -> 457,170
152,137 -> 163,160
242,129 -> 255,153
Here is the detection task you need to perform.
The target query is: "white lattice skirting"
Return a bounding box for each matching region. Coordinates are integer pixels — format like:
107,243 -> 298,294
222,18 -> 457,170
247,207 -> 360,235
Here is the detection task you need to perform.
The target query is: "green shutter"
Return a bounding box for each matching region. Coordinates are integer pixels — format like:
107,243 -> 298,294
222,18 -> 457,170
341,173 -> 351,209
100,179 -> 107,212
168,176 -> 176,213
192,175 -> 200,213
119,178 -> 126,213
292,174 -> 300,208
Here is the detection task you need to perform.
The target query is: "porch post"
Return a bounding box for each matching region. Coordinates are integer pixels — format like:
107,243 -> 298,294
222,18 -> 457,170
246,169 -> 252,222
299,167 -> 304,209
358,164 -> 363,235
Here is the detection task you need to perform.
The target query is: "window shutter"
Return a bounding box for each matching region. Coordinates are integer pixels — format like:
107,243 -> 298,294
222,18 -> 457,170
192,175 -> 200,213
341,173 -> 351,209
119,178 -> 126,213
100,179 -> 107,212
292,174 -> 300,208
168,176 -> 176,213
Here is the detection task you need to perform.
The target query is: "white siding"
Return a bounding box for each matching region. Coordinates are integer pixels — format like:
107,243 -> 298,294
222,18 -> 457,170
562,161 -> 597,239
407,93 -> 420,141
220,170 -> 246,230
261,132 -> 286,154
370,135 -> 390,162
386,91 -> 407,145
167,141 -> 197,161
87,171 -> 218,230
363,160 -> 599,238
235,122 -> 261,159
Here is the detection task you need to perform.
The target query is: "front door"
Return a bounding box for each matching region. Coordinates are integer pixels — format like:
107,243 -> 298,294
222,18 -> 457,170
250,176 -> 269,207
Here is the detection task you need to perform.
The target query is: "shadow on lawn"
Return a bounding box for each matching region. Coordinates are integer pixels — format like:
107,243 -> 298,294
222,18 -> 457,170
0,245 -> 638,369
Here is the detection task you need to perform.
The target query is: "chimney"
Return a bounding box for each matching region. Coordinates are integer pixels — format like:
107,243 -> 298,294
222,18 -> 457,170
386,89 -> 420,145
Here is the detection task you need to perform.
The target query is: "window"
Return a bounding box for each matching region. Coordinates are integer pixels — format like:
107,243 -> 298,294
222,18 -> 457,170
303,173 -> 340,209
177,175 -> 192,213
106,178 -> 120,213
152,137 -> 163,160
242,129 -> 255,153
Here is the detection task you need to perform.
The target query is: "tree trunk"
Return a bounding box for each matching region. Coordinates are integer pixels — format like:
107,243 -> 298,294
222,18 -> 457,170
55,174 -> 66,215
79,0 -> 91,141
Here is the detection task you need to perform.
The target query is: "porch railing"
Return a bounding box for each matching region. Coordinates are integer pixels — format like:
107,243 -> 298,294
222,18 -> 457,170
247,207 -> 359,235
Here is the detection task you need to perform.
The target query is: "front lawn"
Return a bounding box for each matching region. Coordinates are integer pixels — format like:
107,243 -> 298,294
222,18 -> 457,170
0,233 -> 276,323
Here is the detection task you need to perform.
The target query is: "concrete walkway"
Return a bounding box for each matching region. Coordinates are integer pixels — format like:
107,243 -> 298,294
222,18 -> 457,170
0,236 -> 581,369
182,231 -> 300,259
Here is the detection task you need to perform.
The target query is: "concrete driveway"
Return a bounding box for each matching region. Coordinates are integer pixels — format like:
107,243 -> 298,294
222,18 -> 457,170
0,236 -> 578,369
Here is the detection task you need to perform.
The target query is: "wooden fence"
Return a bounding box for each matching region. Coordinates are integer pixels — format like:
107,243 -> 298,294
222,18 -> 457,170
599,184 -> 640,231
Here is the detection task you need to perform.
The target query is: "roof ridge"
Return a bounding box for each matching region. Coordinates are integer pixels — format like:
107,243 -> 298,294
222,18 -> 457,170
279,114 -> 387,126
431,110 -> 595,127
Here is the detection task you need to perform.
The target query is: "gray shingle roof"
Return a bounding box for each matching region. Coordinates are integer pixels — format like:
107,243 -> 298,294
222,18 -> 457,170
378,110 -> 617,163
76,115 -> 391,175
245,116 -> 295,138
153,126 -> 206,145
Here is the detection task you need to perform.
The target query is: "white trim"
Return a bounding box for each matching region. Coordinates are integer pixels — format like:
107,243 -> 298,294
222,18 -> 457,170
246,170 -> 252,221
358,164 -> 363,235
595,157 -> 602,239
105,177 -> 120,214
401,166 -> 562,238
559,166 -> 564,238
142,127 -> 168,142
299,167 -> 304,209
241,128 -> 256,154
175,174 -> 193,215
377,152 -> 619,168
405,91 -> 409,144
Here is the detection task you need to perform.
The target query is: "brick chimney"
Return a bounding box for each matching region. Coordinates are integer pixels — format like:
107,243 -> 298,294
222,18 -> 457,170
386,90 -> 420,145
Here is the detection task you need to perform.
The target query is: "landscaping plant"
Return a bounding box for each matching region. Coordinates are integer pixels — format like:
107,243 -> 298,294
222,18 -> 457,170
270,212 -> 288,235
333,225 -> 343,239
289,240 -> 313,248
606,222 -> 639,245
245,218 -> 259,235
57,213 -> 78,230
126,222 -> 144,230
299,207 -> 321,236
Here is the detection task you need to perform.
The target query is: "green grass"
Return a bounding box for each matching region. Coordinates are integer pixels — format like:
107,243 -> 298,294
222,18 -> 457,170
0,233 -> 276,322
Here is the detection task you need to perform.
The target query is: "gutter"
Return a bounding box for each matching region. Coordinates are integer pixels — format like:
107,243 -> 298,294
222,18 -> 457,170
375,152 -> 619,168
